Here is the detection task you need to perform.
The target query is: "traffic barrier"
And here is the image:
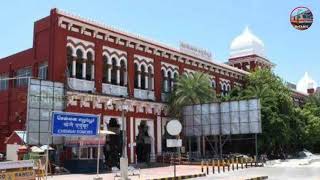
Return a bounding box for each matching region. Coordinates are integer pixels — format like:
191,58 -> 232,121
245,158 -> 248,168
217,160 -> 220,173
201,160 -> 204,173
241,158 -> 244,169
231,158 -> 234,171
227,159 -> 230,171
236,158 -> 238,170
222,159 -> 225,172
206,161 -> 209,175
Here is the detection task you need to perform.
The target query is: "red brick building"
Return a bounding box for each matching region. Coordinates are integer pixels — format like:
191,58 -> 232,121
0,9 -> 276,163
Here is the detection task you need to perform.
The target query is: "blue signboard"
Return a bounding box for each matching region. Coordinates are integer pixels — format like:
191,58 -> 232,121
51,111 -> 100,137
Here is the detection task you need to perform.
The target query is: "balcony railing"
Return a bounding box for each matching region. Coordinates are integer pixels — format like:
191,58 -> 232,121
102,83 -> 128,97
67,78 -> 95,92
134,89 -> 155,101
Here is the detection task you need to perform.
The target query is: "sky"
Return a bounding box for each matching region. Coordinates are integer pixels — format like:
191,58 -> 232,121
0,0 -> 319,85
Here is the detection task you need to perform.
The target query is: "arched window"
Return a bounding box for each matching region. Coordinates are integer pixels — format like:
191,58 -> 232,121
103,56 -> 108,83
120,60 -> 126,86
222,84 -> 227,96
167,71 -> 172,92
140,65 -> 146,90
67,47 -> 73,77
148,66 -> 153,90
212,80 -> 216,89
76,49 -> 83,79
161,70 -> 165,92
111,58 -> 117,85
86,52 -> 93,80
134,63 -> 139,88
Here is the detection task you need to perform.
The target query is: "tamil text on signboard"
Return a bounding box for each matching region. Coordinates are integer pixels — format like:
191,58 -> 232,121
51,112 -> 100,136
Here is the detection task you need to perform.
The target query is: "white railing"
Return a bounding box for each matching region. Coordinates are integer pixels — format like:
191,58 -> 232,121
68,78 -> 95,92
134,89 -> 155,101
102,83 -> 128,97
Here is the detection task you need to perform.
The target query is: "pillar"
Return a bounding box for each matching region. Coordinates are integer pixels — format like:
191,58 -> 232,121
145,75 -> 148,89
116,68 -> 120,85
137,72 -> 141,88
72,60 -> 76,77
108,67 -> 111,83
82,62 -> 86,79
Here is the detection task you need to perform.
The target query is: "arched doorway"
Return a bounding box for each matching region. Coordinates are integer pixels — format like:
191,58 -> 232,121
135,120 -> 154,163
103,118 -> 122,169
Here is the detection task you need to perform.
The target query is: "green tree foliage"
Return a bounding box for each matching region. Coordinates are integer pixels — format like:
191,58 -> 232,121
297,93 -> 320,152
225,69 -> 308,155
168,72 -> 216,117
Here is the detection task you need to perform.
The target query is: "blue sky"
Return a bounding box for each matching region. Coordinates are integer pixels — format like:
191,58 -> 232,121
0,0 -> 319,85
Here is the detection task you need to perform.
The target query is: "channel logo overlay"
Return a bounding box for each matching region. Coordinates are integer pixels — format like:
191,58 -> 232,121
290,7 -> 313,30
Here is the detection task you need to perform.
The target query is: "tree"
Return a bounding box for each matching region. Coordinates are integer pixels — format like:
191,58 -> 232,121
168,72 -> 216,117
225,69 -> 304,156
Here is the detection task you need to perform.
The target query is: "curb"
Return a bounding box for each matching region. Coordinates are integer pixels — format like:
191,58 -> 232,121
245,176 -> 268,180
147,173 -> 206,180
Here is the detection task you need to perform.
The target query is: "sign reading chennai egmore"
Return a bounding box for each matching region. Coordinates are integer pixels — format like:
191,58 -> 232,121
51,112 -> 100,137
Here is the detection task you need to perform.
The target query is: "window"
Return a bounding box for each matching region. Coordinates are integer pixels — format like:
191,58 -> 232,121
78,147 -> 100,159
67,47 -> 73,77
76,49 -> 83,79
103,56 -> 109,83
161,70 -> 165,92
86,52 -> 93,80
134,63 -> 139,88
16,67 -> 32,87
111,58 -> 117,85
38,62 -> 48,80
140,65 -> 146,89
0,73 -> 9,91
120,60 -> 126,86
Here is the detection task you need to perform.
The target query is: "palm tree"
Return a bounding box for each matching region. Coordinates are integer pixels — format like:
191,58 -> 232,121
168,72 -> 216,117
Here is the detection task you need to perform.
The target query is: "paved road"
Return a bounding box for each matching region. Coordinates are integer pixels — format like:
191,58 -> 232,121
191,166 -> 320,180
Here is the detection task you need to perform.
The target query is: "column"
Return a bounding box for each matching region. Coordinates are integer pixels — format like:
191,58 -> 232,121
91,64 -> 95,80
108,66 -> 111,83
72,60 -> 76,77
151,75 -> 154,90
171,79 -> 174,92
137,72 -> 141,88
130,117 -> 134,163
145,75 -> 148,89
164,78 -> 168,92
116,67 -> 120,85
124,70 -> 128,86
82,62 -> 86,79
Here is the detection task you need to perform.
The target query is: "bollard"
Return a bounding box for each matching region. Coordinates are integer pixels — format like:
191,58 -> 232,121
251,157 -> 253,167
245,158 -> 248,168
231,158 -> 234,171
236,158 -> 239,170
212,159 -> 215,174
201,160 -> 204,173
222,159 -> 225,172
254,156 -> 257,167
206,160 -> 209,175
217,160 -> 220,173
241,158 -> 243,169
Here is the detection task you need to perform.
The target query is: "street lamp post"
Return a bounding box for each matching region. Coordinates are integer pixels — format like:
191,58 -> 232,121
120,100 -> 128,180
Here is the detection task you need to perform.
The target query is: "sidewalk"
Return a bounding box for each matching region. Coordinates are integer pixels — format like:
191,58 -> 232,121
49,165 -> 203,180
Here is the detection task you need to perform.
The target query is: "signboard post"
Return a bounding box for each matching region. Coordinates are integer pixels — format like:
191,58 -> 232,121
166,120 -> 182,179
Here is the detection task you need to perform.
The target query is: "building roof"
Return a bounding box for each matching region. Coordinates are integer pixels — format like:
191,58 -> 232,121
230,26 -> 265,59
55,8 -> 249,76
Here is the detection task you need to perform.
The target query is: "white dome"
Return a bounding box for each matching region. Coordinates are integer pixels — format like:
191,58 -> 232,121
230,26 -> 265,58
297,72 -> 317,94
